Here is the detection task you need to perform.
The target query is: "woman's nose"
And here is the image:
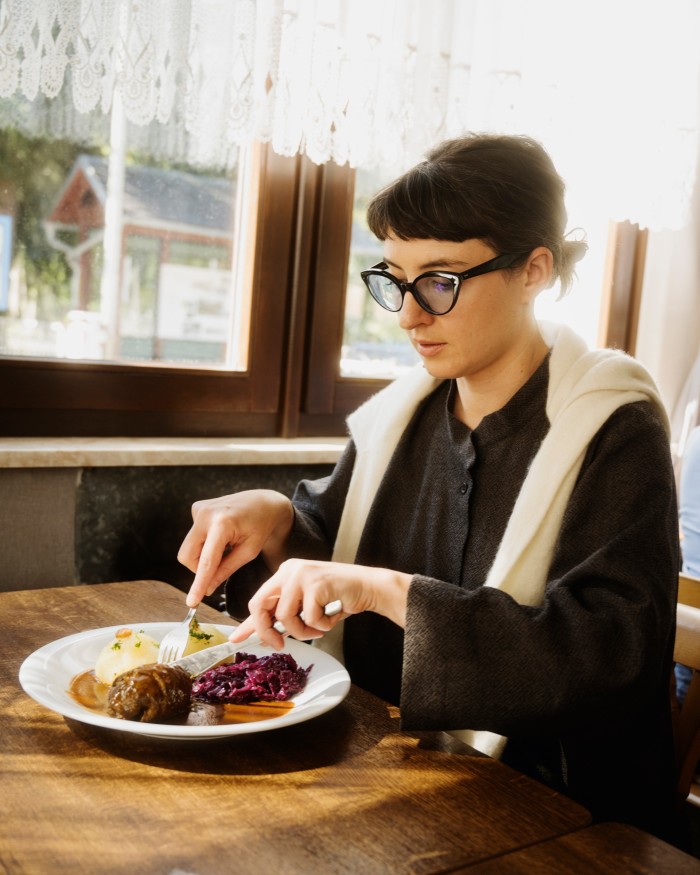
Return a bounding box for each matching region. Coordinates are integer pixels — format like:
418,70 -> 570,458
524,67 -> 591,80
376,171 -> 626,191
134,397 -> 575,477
398,291 -> 433,330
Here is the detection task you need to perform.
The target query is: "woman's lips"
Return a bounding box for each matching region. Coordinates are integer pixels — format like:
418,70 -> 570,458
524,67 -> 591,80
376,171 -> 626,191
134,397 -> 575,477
414,340 -> 446,357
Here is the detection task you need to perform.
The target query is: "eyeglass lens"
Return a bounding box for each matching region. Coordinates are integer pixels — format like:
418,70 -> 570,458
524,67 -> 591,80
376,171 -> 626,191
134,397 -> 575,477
366,273 -> 456,315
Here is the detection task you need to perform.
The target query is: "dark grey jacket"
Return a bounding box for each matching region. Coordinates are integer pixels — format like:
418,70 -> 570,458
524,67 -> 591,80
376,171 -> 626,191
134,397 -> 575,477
227,359 -> 681,841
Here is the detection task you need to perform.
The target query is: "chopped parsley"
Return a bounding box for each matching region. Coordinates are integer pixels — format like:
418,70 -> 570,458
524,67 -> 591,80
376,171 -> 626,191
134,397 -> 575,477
189,629 -> 214,642
188,620 -> 214,642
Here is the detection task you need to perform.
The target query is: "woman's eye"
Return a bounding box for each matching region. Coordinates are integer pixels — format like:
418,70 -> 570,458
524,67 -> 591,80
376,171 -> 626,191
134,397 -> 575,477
427,278 -> 452,294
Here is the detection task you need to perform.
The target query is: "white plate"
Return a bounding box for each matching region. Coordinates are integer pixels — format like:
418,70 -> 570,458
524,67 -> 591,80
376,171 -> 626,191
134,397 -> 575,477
19,622 -> 351,740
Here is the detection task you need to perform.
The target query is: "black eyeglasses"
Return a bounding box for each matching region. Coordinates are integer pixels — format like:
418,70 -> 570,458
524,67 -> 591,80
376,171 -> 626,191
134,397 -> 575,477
360,252 -> 525,316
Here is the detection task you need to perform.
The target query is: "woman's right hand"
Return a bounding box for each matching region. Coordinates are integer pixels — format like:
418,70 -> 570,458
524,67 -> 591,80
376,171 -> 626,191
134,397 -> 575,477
177,490 -> 294,607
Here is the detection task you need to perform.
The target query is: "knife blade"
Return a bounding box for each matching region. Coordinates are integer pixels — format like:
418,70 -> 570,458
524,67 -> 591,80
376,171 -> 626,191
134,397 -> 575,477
170,599 -> 343,677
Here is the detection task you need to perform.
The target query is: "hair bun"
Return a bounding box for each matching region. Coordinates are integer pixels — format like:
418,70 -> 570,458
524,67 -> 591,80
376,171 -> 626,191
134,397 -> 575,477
563,230 -> 588,265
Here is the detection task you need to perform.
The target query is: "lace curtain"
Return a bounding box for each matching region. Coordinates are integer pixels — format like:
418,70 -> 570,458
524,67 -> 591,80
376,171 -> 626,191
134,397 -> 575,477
0,0 -> 698,229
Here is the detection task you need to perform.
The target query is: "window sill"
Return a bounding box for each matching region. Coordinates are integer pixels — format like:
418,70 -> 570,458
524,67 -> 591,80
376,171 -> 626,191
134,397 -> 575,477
0,437 -> 347,468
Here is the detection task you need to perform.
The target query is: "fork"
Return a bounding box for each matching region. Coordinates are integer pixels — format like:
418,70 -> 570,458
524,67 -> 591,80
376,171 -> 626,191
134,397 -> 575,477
158,600 -> 343,665
158,606 -> 198,664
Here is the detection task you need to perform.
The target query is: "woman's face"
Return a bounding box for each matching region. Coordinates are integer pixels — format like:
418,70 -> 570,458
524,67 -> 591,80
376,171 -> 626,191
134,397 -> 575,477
381,234 -> 543,383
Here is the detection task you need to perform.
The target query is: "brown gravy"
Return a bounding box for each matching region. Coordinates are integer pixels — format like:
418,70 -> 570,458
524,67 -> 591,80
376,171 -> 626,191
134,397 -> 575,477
69,670 -> 294,726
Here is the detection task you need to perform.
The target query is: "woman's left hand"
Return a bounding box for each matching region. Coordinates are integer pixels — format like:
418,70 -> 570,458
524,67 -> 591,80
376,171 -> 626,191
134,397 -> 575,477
229,558 -> 412,650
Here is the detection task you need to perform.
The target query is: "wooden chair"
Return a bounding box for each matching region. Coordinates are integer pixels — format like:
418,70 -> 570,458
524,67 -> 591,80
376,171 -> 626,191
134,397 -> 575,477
678,573 -> 700,609
672,581 -> 700,806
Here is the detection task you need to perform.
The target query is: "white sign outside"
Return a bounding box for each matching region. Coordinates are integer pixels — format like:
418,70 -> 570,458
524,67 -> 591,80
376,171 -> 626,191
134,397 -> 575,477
157,263 -> 232,342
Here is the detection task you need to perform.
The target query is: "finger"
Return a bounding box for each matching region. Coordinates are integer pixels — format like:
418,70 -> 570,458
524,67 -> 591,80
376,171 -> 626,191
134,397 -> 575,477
272,559 -> 343,639
185,532 -> 233,606
185,577 -> 209,608
229,616 -> 255,643
303,603 -> 336,633
278,612 -> 312,641
177,524 -> 204,574
190,498 -> 206,520
267,561 -> 309,639
187,563 -> 231,607
289,600 -> 338,639
280,590 -> 328,640
188,519 -> 263,603
247,591 -> 287,650
178,499 -> 217,570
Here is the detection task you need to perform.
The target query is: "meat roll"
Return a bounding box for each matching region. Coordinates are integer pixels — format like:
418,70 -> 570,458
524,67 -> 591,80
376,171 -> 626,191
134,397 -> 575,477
108,663 -> 192,722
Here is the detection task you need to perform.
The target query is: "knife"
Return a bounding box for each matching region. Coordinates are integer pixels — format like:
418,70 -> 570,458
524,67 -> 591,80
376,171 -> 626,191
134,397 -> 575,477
170,599 -> 343,677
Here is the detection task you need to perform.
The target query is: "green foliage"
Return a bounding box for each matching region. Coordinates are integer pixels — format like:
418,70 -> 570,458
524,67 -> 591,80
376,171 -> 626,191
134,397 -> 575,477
0,129 -> 93,318
0,127 -> 233,321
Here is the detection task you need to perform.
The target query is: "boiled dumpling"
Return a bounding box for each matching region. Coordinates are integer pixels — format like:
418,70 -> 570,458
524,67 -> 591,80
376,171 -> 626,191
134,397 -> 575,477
95,627 -> 161,685
94,621 -> 229,685
182,619 -> 229,655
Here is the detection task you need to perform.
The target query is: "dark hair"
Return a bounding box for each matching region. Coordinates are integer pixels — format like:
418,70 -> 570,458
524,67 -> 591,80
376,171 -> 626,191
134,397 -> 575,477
366,133 -> 587,295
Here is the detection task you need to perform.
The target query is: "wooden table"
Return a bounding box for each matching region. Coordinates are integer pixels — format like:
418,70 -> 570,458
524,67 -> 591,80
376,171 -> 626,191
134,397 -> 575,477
3,580 -> 591,875
451,822 -> 700,873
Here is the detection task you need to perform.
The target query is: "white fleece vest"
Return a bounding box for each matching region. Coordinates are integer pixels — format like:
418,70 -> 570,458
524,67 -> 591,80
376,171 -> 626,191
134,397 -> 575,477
316,322 -> 669,757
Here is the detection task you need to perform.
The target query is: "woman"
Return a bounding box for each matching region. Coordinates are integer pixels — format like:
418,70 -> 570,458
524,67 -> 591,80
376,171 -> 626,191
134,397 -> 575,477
178,134 -> 680,840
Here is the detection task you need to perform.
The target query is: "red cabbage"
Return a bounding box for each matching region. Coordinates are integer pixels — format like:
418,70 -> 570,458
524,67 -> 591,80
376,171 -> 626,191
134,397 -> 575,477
191,651 -> 312,704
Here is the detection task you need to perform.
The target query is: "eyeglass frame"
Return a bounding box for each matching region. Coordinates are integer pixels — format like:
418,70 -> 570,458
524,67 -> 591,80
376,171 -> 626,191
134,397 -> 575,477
360,251 -> 527,316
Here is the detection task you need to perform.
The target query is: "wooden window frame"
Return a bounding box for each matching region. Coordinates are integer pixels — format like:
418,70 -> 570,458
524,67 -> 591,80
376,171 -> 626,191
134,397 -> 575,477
0,147 -> 294,437
597,220 -> 648,356
0,151 -> 644,439
0,146 -> 388,438
282,158 -> 390,437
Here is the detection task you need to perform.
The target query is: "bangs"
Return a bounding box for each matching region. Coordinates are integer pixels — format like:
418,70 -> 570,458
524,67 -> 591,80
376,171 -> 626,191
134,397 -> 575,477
366,164 -> 489,243
364,133 -> 582,294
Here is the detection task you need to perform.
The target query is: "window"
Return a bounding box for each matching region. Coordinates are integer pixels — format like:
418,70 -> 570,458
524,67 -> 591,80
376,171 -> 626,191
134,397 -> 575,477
341,166 -> 420,380
0,1 -> 695,440
1,130 -> 243,368
0,128 -> 392,438
0,127 -> 636,440
0,143 -> 298,436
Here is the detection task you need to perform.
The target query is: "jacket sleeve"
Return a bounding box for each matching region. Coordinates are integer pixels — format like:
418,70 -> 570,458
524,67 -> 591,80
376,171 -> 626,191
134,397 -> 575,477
286,439 -> 356,559
400,401 -> 679,737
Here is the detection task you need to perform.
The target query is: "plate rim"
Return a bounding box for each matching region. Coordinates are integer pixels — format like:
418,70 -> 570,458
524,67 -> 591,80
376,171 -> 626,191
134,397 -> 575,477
19,621 -> 351,740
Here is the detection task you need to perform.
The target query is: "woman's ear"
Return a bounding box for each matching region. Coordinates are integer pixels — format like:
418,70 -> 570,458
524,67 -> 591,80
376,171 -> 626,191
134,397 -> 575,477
522,247 -> 554,302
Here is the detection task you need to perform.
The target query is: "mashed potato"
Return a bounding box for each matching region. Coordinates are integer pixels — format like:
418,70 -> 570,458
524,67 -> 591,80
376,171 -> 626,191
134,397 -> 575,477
95,627 -> 161,685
